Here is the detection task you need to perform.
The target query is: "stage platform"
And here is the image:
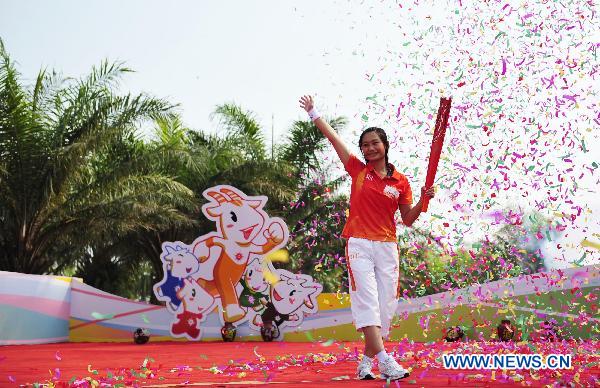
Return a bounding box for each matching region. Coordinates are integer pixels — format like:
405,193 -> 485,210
1,339 -> 598,387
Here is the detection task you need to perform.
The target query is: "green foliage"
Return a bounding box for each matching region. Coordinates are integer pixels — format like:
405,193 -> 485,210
283,189 -> 349,293
279,117 -> 347,177
0,38 -> 193,275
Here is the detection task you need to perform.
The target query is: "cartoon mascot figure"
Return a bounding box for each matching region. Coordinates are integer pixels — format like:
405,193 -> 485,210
191,185 -> 289,341
251,269 -> 323,341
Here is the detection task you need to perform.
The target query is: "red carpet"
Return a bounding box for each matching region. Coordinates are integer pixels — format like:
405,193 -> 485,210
1,340 -> 598,387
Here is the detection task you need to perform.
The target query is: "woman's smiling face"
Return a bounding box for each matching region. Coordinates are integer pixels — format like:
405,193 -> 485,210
360,131 -> 386,163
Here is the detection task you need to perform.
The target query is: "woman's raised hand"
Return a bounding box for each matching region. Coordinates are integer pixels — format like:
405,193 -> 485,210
299,95 -> 314,112
298,94 -> 350,165
421,186 -> 436,199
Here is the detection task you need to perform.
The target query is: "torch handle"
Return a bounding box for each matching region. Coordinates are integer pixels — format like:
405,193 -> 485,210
422,97 -> 452,212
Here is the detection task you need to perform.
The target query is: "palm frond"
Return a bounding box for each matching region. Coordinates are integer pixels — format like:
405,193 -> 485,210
0,47 -> 186,275
279,116 -> 347,175
211,103 -> 266,159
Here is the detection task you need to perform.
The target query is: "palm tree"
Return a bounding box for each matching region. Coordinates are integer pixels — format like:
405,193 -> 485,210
0,39 -> 194,274
279,117 -> 347,178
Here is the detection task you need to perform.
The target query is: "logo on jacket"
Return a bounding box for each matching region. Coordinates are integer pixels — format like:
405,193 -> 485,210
383,185 -> 400,199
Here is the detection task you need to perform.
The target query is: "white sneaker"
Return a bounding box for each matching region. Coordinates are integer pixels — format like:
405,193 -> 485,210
379,355 -> 410,380
357,355 -> 375,380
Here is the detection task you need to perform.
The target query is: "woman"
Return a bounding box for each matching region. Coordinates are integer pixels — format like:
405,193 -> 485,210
299,95 -> 435,381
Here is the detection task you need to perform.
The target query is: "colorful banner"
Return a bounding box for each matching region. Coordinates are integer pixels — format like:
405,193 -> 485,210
0,271 -> 74,345
2,266 -> 598,344
69,265 -> 599,342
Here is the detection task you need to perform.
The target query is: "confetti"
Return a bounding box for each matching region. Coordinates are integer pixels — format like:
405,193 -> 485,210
91,312 -> 115,320
264,249 -> 289,263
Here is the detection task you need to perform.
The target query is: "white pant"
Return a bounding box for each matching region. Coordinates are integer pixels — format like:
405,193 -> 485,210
346,237 -> 400,338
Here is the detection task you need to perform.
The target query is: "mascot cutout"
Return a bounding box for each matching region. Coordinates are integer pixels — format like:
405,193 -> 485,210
153,185 -> 322,341
252,269 -> 322,341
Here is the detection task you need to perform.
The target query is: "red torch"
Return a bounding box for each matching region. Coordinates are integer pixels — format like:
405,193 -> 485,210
422,97 -> 452,212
